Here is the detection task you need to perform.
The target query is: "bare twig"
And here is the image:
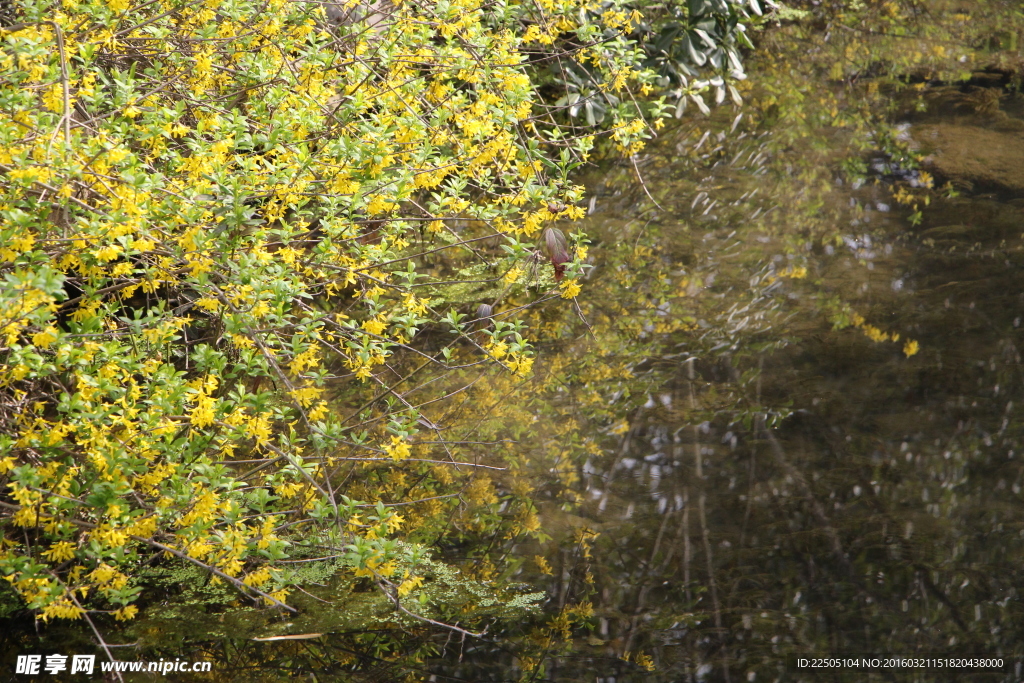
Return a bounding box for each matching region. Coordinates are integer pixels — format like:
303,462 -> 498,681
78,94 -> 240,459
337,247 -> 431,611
631,154 -> 666,212
688,358 -> 729,683
134,537 -> 298,613
378,580 -> 487,638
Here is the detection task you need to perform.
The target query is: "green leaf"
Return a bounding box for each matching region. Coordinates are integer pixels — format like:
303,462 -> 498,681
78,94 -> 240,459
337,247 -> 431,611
684,34 -> 707,66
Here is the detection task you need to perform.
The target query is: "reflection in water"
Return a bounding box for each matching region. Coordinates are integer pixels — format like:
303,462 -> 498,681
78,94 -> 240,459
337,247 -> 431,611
432,61 -> 1024,683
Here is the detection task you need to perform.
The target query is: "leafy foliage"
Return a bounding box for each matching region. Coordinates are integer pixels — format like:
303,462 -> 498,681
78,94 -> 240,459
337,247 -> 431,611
0,0 -> 684,628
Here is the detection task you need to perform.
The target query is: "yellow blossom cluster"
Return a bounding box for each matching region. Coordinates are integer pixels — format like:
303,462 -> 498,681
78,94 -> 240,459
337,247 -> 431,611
0,0 -> 662,626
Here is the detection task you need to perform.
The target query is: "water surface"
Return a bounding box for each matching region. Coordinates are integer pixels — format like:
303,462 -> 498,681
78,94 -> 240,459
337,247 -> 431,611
434,56 -> 1024,683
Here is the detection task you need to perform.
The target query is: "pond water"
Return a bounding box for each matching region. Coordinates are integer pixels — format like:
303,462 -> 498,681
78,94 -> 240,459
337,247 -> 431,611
427,40 -> 1024,683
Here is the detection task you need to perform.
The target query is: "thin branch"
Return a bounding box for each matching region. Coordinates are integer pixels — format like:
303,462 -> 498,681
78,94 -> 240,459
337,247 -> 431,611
688,358 -> 729,683
134,537 -> 298,613
631,153 -> 666,212
378,579 -> 487,639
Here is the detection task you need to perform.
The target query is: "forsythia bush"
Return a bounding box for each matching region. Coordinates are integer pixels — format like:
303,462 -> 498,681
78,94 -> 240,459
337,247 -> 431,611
0,0 -> 661,622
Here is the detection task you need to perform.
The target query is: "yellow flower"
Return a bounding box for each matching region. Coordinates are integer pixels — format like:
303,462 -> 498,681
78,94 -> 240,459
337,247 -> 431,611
559,279 -> 581,299
486,340 -> 508,360
93,244 -> 122,263
510,354 -> 534,377
397,574 -> 423,597
265,588 -> 290,606
113,605 -> 138,621
40,598 -> 84,621
194,297 -> 221,312
362,317 -> 387,336
504,265 -> 523,285
89,564 -> 117,585
862,325 -> 889,343
384,435 -> 411,461
41,541 -> 76,562
189,393 -> 216,428
307,401 -> 329,422
243,567 -> 272,587
903,339 -> 919,358
385,512 -> 404,533
31,326 -> 59,348
250,300 -> 270,318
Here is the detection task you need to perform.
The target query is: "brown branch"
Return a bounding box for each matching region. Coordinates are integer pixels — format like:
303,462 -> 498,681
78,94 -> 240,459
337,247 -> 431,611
377,579 -> 487,638
131,537 -> 297,613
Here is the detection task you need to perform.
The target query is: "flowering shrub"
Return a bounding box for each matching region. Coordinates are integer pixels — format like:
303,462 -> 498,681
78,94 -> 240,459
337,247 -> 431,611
0,0 -> 665,623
